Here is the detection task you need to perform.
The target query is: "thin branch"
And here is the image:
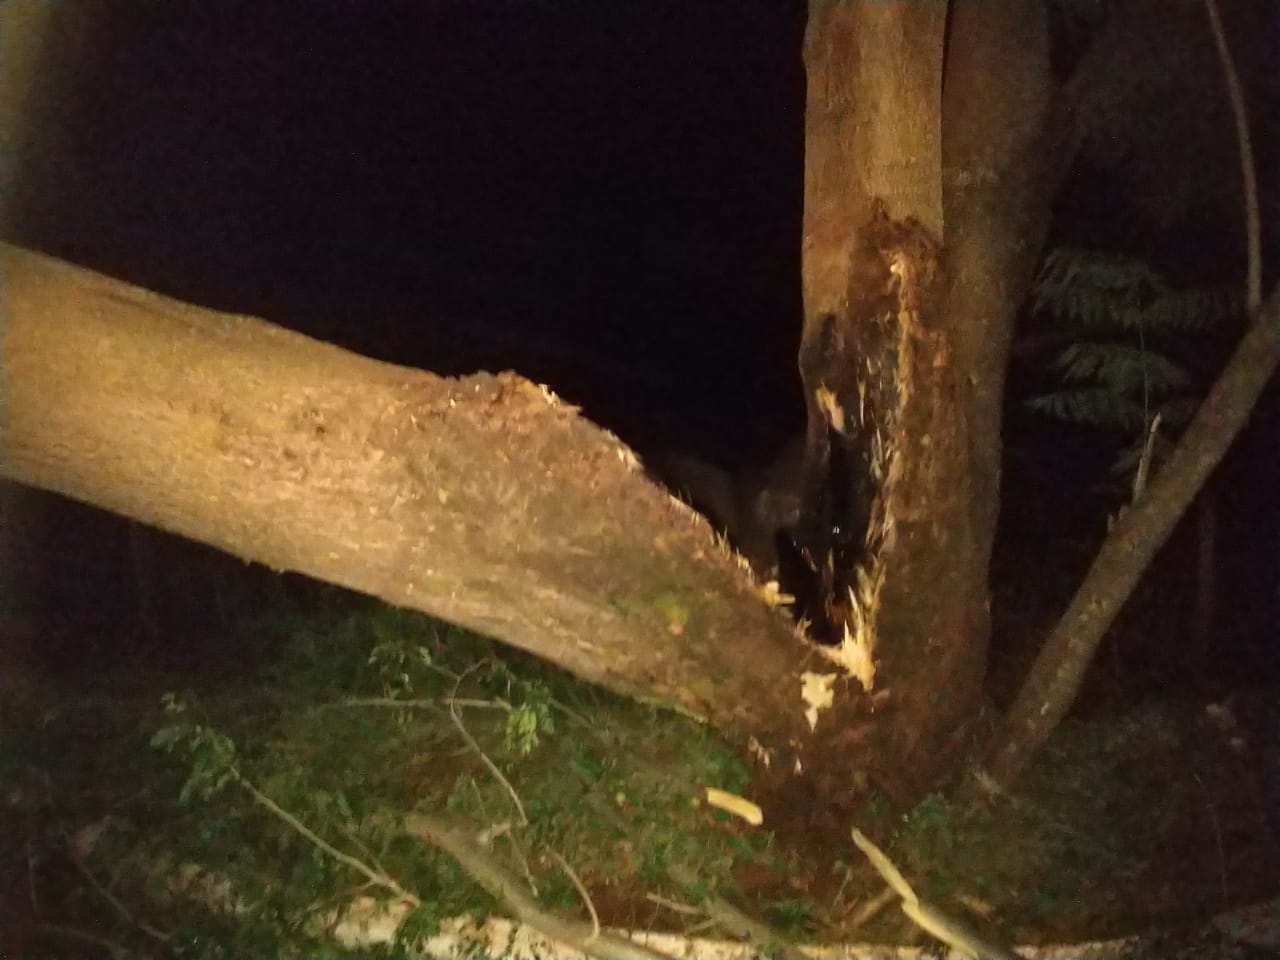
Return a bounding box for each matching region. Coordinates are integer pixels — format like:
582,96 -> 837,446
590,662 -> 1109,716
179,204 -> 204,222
1193,773 -> 1230,910
401,811 -> 674,960
548,696 -> 595,730
445,697 -> 512,711
851,828 -> 1022,960
26,836 -> 39,915
1131,412 -> 1163,503
846,885 -> 896,931
665,864 -> 810,960
67,851 -> 171,944
309,695 -> 513,715
235,774 -> 419,907
551,849 -> 600,943
339,822 -> 396,888
449,666 -> 528,826
309,696 -> 443,716
39,923 -> 130,960
467,778 -> 537,897
1203,0 -> 1261,314
643,892 -> 701,917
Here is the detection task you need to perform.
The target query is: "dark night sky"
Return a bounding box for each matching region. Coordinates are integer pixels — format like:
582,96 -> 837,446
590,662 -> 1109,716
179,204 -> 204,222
16,0 -> 810,461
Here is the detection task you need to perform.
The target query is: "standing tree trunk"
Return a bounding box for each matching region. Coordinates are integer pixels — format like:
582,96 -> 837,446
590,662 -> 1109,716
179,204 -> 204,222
786,0 -> 1052,809
942,0 -> 1055,614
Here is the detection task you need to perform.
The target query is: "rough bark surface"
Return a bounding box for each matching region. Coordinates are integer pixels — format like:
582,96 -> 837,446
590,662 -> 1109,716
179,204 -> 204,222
942,0 -> 1054,584
801,0 -> 944,320
790,1 -> 991,812
0,244 -> 813,741
786,0 -> 1057,811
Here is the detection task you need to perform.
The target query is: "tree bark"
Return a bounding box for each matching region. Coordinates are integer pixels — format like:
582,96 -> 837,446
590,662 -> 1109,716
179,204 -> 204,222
942,0 -> 1054,593
789,0 -> 1052,806
0,244 -> 812,741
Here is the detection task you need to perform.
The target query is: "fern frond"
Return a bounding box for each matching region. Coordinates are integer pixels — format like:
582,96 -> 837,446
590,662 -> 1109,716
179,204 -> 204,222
1026,245 -> 1231,483
1034,249 -> 1242,336
1141,285 -> 1243,331
1028,388 -> 1147,432
1051,343 -> 1192,396
1033,248 -> 1167,325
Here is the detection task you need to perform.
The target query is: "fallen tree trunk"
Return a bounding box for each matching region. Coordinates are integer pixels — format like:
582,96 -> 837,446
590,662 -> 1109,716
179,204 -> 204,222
0,244 -> 807,738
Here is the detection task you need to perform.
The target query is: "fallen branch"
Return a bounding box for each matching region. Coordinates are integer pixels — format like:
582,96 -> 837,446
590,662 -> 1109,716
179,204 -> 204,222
401,811 -> 674,960
666,863 -> 811,960
851,828 -> 1021,960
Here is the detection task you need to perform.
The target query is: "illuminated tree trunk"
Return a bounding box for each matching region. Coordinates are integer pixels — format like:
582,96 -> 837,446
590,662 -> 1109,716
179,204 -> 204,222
784,0 -> 1052,808
0,244 -> 810,740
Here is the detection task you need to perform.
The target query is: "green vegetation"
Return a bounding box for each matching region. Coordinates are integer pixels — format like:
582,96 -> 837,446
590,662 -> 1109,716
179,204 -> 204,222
1,589 -> 1272,956
1028,247 -> 1242,481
